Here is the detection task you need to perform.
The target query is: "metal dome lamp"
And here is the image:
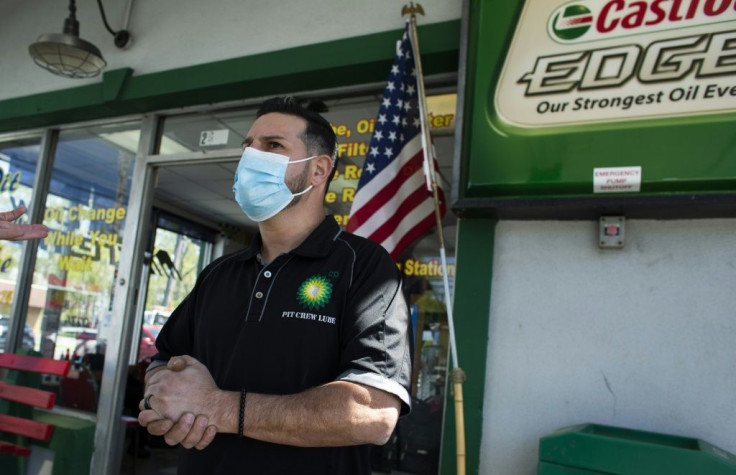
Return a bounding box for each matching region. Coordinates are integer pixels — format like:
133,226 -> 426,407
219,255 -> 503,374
28,0 -> 131,79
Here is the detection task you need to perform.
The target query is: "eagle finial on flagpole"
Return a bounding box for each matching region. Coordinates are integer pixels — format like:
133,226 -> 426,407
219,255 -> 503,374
401,2 -> 425,19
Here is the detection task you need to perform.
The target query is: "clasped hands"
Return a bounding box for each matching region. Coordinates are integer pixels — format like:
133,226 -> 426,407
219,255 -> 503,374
138,355 -> 221,449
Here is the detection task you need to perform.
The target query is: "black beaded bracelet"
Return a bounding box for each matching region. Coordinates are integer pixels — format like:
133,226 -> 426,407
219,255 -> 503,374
238,389 -> 247,438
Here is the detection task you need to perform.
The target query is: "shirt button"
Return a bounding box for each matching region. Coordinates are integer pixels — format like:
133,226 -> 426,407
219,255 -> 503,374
264,271 -> 272,278
255,291 -> 264,299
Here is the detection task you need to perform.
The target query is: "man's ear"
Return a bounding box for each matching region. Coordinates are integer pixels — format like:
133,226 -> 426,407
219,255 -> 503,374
310,154 -> 334,187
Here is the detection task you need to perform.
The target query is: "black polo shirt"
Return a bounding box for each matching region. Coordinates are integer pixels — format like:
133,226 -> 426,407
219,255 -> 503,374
153,215 -> 412,475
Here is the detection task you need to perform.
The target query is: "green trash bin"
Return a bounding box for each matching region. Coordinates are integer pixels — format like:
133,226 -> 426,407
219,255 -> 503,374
538,424 -> 736,475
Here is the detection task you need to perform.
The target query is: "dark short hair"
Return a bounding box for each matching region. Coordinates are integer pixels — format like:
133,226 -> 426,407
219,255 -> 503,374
257,97 -> 338,184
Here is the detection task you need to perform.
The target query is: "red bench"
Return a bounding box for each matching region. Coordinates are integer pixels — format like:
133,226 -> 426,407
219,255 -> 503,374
0,353 -> 71,457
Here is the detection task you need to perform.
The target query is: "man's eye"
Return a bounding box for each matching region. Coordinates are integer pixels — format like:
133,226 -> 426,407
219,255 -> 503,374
269,142 -> 283,149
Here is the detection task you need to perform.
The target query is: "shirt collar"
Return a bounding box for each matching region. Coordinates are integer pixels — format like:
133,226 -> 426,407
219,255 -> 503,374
243,215 -> 341,261
292,215 -> 341,259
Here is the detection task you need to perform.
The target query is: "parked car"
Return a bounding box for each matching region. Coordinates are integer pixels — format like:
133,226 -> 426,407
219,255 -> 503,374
0,316 -> 36,351
49,326 -> 99,360
66,323 -> 161,363
37,321 -> 161,364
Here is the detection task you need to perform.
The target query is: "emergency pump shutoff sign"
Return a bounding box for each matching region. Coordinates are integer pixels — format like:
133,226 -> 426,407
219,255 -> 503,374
495,0 -> 736,128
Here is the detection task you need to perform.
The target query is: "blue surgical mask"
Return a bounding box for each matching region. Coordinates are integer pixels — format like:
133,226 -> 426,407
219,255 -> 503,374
233,147 -> 315,222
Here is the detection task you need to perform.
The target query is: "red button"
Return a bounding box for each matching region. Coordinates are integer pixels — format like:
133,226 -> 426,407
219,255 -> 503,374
604,225 -> 620,236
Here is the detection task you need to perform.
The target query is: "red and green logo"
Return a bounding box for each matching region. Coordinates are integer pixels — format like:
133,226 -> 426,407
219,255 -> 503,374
550,4 -> 594,41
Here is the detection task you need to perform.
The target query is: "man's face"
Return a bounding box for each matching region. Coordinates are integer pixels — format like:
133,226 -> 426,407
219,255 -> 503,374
243,112 -> 311,200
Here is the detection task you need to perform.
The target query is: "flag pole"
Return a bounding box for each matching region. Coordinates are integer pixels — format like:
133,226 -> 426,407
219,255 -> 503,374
401,3 -> 466,475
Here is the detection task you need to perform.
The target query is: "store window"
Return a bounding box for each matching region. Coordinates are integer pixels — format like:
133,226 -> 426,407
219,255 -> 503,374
0,136 -> 41,352
30,122 -> 139,412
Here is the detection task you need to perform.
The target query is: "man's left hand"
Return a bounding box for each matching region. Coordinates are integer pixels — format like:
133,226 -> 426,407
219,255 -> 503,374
138,355 -> 220,448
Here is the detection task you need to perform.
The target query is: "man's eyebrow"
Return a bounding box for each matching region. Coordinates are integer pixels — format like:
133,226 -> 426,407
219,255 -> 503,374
242,134 -> 287,147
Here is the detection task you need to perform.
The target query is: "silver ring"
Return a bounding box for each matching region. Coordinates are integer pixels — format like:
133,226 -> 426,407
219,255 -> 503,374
143,395 -> 153,410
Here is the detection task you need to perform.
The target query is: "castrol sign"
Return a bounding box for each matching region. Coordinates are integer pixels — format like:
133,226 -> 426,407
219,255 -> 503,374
495,0 -> 736,128
549,0 -> 736,42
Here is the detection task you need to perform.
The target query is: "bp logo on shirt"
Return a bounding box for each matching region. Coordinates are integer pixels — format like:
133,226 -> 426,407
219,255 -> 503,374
296,275 -> 333,310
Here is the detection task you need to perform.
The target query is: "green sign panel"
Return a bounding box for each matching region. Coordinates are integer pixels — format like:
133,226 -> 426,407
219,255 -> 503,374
459,0 -> 736,209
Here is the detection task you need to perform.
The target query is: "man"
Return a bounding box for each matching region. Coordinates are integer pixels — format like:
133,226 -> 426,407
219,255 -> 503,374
0,206 -> 47,240
138,97 -> 412,474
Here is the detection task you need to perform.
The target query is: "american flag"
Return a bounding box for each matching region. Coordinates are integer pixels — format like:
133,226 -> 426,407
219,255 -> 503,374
346,23 -> 445,260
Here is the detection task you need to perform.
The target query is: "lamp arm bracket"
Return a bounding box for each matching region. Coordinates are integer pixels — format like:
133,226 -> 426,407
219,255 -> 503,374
96,0 -> 131,48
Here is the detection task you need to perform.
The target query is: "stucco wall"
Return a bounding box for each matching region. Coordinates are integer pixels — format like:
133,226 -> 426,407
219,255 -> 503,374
0,0 -> 461,101
481,219 -> 736,474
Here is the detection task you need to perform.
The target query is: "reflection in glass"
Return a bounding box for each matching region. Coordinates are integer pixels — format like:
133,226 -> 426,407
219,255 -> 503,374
31,122 -> 139,412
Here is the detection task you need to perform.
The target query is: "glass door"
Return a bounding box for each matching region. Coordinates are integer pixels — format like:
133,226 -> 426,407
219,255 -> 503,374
131,209 -> 215,365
